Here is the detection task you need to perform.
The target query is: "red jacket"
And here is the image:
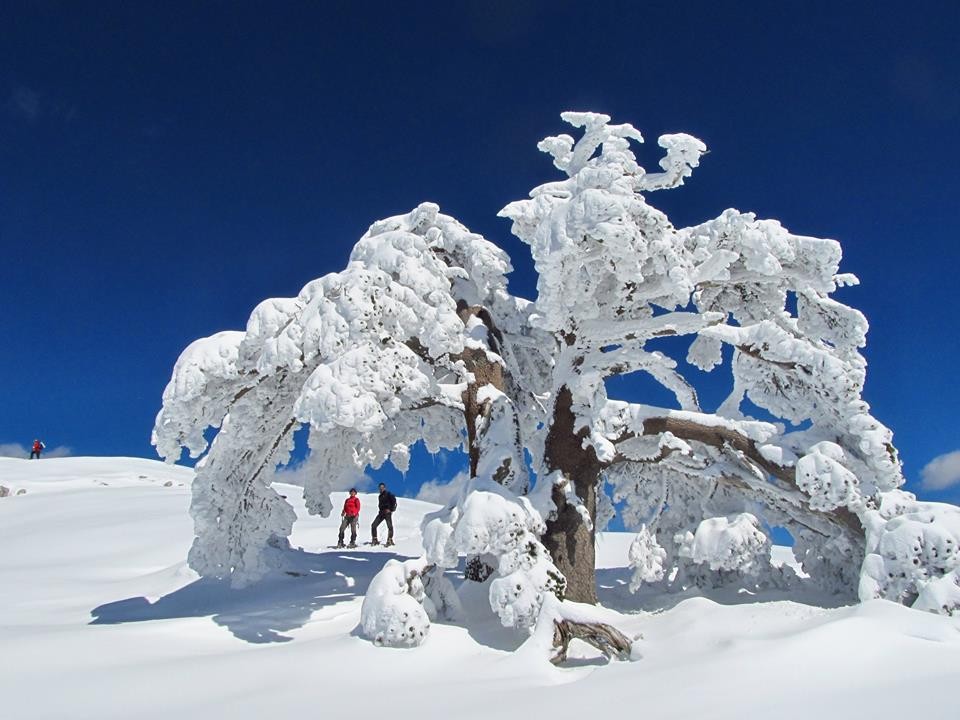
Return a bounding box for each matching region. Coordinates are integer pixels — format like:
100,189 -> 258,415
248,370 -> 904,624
342,496 -> 360,517
32,440 -> 43,452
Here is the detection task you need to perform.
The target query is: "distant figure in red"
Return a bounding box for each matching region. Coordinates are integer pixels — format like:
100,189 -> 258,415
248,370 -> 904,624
336,488 -> 361,548
30,439 -> 45,459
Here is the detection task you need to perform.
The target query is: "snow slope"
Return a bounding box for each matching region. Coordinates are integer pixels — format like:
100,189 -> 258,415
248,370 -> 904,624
1,457 -> 958,720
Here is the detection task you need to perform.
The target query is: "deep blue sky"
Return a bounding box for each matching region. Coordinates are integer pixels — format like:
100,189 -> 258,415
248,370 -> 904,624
2,1 -> 957,502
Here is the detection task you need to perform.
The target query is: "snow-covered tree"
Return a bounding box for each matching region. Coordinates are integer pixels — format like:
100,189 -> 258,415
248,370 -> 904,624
155,111 -> 959,643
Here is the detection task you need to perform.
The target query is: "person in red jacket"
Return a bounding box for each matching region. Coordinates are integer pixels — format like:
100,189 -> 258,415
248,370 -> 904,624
336,488 -> 361,548
30,439 -> 45,459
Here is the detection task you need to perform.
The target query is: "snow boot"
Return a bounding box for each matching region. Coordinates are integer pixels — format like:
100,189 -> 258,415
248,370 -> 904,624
370,539 -> 380,546
385,538 -> 395,547
335,542 -> 345,549
347,542 -> 356,549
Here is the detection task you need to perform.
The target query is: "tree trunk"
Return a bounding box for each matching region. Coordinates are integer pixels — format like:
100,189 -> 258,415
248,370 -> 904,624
541,385 -> 601,604
455,302 -> 507,478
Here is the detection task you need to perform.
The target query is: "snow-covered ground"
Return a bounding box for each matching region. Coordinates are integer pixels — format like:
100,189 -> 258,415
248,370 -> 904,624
1,457 -> 958,720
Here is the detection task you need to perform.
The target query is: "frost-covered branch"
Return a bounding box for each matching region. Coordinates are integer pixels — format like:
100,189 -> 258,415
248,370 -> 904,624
155,203 -> 534,587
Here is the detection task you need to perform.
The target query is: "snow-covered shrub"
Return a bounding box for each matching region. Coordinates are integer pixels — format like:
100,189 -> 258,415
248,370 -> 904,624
676,513 -> 771,574
860,491 -> 960,615
423,478 -> 564,629
628,525 -> 667,591
421,565 -> 463,622
788,528 -> 861,595
361,558 -> 432,647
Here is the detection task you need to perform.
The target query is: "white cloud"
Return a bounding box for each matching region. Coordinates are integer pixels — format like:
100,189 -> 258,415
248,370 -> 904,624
7,85 -> 77,123
0,442 -> 72,459
9,87 -> 40,120
415,470 -> 469,505
921,450 -> 960,491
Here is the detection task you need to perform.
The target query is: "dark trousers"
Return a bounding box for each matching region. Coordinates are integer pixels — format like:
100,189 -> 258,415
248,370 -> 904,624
371,510 -> 393,541
30,451 -> 40,459
338,515 -> 358,544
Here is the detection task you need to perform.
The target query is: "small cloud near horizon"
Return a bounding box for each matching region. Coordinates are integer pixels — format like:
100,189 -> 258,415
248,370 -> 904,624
0,442 -> 72,459
7,85 -> 77,123
9,86 -> 40,120
920,450 -> 960,491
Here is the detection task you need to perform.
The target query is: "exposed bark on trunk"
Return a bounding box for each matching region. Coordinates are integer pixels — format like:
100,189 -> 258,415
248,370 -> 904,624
459,344 -> 505,477
455,303 -> 507,582
455,302 -> 507,479
542,385 -> 601,604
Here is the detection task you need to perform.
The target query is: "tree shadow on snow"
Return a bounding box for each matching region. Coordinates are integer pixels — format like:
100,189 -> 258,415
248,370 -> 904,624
90,547 -> 413,644
448,574 -> 527,653
595,566 -> 853,615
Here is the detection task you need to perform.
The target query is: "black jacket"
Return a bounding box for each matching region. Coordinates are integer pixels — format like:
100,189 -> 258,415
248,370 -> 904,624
378,490 -> 397,512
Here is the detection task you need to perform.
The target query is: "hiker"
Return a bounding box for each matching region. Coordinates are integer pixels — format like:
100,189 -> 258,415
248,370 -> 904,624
370,482 -> 397,546
30,439 -> 45,460
336,488 -> 361,549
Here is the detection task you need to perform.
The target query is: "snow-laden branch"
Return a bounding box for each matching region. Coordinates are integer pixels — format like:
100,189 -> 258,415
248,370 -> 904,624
155,203 -> 530,587
579,310 -> 725,346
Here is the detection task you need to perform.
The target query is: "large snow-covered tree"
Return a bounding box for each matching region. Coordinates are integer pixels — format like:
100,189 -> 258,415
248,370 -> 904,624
155,112 -> 959,653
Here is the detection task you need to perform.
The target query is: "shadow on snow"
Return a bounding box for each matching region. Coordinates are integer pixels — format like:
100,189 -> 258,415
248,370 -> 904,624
90,547 -> 413,644
595,566 -> 853,614
90,553 -> 850,647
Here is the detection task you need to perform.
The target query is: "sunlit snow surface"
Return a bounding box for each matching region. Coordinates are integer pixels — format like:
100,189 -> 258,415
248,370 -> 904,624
1,457 -> 958,720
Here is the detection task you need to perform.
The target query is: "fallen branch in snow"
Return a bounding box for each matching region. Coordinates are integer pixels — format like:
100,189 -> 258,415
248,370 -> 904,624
550,618 -> 634,666
522,595 -> 638,665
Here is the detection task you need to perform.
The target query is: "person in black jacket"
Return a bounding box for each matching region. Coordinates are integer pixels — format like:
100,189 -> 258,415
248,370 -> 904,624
371,482 -> 397,546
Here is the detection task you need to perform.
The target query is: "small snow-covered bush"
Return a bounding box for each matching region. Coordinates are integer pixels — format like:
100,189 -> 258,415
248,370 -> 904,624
360,558 -> 432,647
860,491 -> 960,615
676,513 -> 771,574
628,525 -> 667,591
423,479 -> 564,629
422,565 -> 463,622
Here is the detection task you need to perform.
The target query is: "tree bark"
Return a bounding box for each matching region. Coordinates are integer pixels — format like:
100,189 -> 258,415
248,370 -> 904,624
541,385 -> 601,604
551,619 -> 634,665
455,303 -> 507,478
